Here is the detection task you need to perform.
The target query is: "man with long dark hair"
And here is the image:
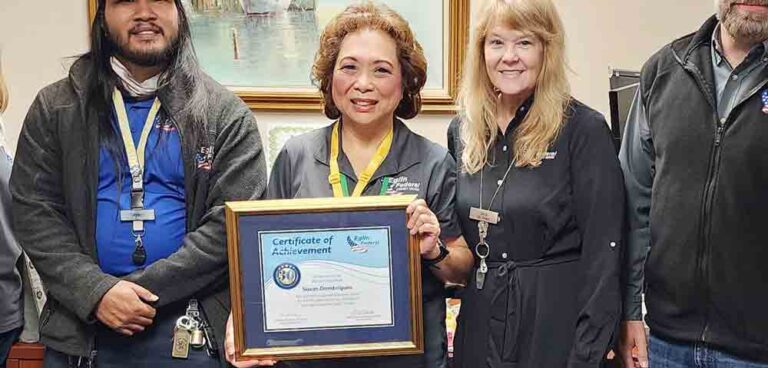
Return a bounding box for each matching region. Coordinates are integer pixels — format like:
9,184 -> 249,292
10,0 -> 266,366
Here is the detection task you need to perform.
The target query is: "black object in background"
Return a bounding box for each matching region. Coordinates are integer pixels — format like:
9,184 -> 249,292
608,69 -> 640,152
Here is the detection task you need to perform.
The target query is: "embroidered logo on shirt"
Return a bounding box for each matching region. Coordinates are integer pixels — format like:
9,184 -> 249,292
385,176 -> 421,194
761,89 -> 768,114
154,118 -> 177,132
543,151 -> 558,160
195,146 -> 213,170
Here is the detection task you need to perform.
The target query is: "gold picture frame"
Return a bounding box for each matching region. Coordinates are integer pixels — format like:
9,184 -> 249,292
87,0 -> 469,112
225,195 -> 423,361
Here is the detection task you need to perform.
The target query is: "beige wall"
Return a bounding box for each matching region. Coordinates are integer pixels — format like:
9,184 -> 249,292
0,0 -> 715,153
0,1 -> 90,153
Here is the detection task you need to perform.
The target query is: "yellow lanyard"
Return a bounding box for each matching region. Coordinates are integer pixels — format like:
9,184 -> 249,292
112,88 -> 161,187
328,121 -> 393,197
112,89 -> 161,240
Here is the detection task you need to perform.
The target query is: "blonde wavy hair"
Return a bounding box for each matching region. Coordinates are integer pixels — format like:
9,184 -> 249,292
458,0 -> 570,173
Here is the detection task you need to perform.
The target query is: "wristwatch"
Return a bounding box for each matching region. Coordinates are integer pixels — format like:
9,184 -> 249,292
423,240 -> 450,267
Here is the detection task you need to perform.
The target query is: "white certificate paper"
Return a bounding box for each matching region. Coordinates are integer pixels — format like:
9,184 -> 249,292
259,227 -> 394,332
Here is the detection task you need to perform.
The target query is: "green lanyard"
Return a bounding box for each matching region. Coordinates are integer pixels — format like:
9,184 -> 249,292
339,175 -> 390,197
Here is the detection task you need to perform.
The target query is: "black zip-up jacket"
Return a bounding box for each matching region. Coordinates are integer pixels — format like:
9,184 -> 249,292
10,57 -> 266,362
620,16 -> 768,362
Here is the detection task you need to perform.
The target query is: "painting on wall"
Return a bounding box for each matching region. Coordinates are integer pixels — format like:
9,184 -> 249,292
264,123 -> 325,174
88,0 -> 469,111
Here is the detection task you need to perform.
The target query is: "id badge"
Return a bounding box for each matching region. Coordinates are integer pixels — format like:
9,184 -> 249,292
469,207 -> 500,224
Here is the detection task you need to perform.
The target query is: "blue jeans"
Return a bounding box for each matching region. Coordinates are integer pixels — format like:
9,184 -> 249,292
650,334 -> 768,368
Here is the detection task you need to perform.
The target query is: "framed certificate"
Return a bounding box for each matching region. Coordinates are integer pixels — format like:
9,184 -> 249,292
226,195 -> 423,361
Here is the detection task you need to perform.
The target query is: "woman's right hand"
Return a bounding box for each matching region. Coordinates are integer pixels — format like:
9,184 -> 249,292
226,312 -> 278,367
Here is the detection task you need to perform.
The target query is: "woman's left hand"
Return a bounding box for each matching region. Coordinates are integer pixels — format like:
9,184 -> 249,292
406,199 -> 441,259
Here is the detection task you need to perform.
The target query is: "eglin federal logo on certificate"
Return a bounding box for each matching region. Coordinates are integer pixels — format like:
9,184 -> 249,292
273,263 -> 301,289
346,234 -> 381,253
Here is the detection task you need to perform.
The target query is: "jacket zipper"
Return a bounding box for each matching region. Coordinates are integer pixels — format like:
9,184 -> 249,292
676,46 -> 729,343
694,79 -> 767,343
698,118 -> 725,343
680,55 -> 722,344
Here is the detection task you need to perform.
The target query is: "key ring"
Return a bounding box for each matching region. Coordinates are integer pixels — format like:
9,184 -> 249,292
475,241 -> 490,259
176,316 -> 197,330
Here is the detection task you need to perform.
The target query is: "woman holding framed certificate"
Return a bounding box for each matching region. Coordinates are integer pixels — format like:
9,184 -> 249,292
447,0 -> 625,367
225,3 -> 474,368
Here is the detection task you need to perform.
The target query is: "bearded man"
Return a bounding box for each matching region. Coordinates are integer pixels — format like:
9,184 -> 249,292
618,0 -> 768,367
9,0 -> 265,366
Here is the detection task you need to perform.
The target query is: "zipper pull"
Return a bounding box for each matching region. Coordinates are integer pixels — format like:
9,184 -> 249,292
715,125 -> 724,146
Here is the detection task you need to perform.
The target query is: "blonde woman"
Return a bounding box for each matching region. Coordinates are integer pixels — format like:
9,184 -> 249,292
447,0 -> 624,367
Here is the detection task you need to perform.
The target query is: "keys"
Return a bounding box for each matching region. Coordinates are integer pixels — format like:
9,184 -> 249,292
172,316 -> 195,359
184,299 -> 206,349
177,315 -> 206,350
476,252 -> 488,290
190,328 -> 206,348
202,322 -> 219,358
475,221 -> 490,290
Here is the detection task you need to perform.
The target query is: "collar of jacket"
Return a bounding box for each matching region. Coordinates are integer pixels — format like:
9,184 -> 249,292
313,117 -> 422,183
670,15 -> 720,110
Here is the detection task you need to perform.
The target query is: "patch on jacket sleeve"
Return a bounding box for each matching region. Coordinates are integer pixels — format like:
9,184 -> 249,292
761,89 -> 768,114
195,145 -> 214,170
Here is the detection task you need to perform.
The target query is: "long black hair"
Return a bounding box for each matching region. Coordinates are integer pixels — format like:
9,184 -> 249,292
82,0 -> 209,167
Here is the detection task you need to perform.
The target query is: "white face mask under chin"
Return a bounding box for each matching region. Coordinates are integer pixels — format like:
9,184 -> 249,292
110,57 -> 161,98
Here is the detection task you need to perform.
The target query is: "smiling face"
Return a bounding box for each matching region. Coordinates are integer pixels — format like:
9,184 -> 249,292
483,23 -> 543,104
331,29 -> 403,129
105,0 -> 180,67
717,0 -> 768,43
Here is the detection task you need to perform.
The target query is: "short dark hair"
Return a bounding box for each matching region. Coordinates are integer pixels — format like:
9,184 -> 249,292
311,1 -> 427,120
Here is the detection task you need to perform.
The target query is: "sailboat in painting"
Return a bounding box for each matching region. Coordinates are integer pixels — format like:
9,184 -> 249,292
238,0 -> 315,15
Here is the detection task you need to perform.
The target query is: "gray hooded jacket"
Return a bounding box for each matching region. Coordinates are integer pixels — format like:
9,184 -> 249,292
10,57 -> 266,362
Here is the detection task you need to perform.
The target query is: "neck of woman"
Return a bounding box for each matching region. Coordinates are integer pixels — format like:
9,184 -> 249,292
340,115 -> 394,177
496,92 -> 529,133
